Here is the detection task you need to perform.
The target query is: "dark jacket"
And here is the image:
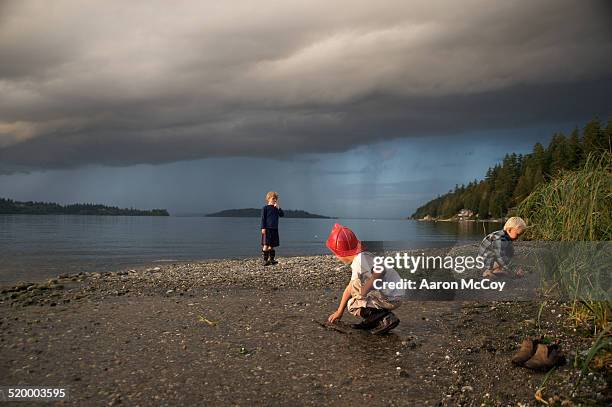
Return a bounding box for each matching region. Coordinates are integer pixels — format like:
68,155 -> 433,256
261,205 -> 284,229
477,229 -> 515,271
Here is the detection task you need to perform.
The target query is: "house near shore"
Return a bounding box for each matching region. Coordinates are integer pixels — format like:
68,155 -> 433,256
457,209 -> 474,220
418,209 -> 474,221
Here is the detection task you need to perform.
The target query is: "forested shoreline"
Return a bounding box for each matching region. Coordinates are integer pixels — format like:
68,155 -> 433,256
411,117 -> 611,220
0,198 -> 169,216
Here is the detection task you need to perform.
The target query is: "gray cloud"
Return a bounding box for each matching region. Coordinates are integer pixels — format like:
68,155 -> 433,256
1,0 -> 611,173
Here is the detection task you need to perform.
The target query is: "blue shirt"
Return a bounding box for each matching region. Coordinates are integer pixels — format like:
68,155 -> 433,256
261,205 -> 284,229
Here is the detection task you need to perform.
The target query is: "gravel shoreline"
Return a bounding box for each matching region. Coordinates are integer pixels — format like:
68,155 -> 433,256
0,247 -> 608,406
0,254 -> 349,308
0,243 -> 545,307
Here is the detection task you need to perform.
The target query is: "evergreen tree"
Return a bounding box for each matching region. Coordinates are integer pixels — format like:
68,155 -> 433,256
582,118 -> 602,160
567,128 -> 583,168
604,117 -> 612,153
549,133 -> 569,174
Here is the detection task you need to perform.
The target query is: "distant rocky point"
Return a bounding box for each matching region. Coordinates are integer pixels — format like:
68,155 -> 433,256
206,208 -> 331,219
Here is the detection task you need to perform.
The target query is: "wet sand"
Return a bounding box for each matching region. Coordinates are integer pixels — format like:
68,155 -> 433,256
0,251 -> 608,406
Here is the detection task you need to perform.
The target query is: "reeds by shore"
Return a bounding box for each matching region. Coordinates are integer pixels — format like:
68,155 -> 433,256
517,152 -> 611,373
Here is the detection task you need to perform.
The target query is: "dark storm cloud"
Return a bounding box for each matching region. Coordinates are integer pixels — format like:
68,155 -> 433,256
1,0 -> 611,173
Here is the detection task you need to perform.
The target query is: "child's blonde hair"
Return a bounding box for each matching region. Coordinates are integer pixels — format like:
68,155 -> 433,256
265,191 -> 279,202
504,216 -> 526,232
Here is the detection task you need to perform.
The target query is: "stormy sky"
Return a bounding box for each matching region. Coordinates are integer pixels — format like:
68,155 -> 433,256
0,0 -> 611,217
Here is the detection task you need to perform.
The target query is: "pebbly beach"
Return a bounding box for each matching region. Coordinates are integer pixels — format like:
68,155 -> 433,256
0,246 -> 608,406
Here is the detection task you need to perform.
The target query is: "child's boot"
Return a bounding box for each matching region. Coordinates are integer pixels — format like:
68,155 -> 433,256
269,249 -> 278,265
262,250 -> 271,266
511,337 -> 539,365
547,344 -> 566,367
351,308 -> 389,330
524,344 -> 549,370
524,343 -> 565,370
370,312 -> 400,335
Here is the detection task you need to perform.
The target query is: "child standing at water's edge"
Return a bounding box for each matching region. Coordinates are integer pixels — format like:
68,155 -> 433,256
261,191 -> 284,266
326,223 -> 404,335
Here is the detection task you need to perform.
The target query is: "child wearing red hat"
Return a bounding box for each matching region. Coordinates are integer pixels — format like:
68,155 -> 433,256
326,223 -> 403,335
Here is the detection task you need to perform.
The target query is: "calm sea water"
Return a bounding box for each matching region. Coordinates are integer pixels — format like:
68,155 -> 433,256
0,215 -> 502,283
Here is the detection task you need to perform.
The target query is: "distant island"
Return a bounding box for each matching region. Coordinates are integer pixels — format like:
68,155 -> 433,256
0,198 -> 169,216
206,208 -> 331,218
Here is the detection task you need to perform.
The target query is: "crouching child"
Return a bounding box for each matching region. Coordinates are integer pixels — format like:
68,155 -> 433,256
478,216 -> 527,279
326,223 -> 405,335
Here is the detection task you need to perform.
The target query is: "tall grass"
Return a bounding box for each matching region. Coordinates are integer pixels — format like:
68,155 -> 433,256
517,152 -> 611,372
518,152 -> 611,242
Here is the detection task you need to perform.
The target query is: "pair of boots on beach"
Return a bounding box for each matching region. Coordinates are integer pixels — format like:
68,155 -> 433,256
512,337 -> 565,370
